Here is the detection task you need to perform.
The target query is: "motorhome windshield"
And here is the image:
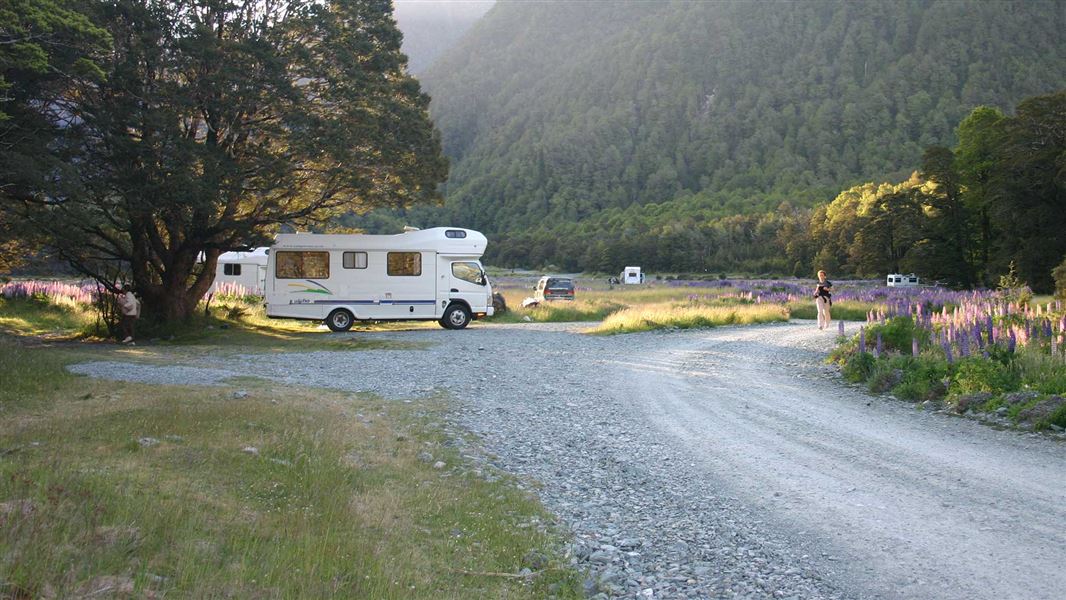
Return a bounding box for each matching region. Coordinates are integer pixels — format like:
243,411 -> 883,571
452,262 -> 485,285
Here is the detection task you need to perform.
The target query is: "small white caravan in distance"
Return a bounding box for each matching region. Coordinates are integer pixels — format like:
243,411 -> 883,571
265,227 -> 494,331
621,266 -> 645,284
886,273 -> 920,287
210,248 -> 269,295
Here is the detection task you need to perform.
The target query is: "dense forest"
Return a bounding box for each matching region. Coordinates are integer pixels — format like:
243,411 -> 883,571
349,0 -> 1066,288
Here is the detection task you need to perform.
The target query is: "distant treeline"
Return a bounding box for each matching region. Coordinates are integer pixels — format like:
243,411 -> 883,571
482,93 -> 1065,292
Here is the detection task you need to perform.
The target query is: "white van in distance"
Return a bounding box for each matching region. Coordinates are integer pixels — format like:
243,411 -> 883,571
265,228 -> 494,331
886,273 -> 920,287
621,266 -> 645,284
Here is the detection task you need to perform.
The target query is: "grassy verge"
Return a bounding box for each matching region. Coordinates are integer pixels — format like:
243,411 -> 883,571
0,297 -> 424,353
0,296 -> 98,339
488,298 -> 625,324
587,303 -> 789,334
0,339 -> 581,598
829,317 -> 1066,431
786,300 -> 877,321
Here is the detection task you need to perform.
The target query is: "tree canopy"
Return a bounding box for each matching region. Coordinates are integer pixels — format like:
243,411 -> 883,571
2,0 -> 447,319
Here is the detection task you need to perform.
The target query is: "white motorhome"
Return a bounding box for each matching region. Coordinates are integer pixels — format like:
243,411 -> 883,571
621,266 -> 645,284
265,227 -> 494,331
210,248 -> 269,295
886,273 -> 920,287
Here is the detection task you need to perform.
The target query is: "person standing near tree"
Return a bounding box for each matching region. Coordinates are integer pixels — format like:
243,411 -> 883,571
116,284 -> 141,344
814,270 -> 833,330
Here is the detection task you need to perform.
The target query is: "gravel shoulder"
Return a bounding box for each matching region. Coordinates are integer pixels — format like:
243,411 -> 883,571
68,321 -> 1066,599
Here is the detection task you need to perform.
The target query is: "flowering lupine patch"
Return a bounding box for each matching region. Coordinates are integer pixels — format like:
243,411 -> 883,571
210,282 -> 261,301
0,280 -> 98,307
858,293 -> 1066,362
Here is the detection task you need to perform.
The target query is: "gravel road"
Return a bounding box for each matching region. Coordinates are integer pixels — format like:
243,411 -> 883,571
69,321 -> 1066,599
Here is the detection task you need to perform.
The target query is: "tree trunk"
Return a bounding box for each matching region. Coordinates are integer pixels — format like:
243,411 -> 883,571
134,249 -> 221,322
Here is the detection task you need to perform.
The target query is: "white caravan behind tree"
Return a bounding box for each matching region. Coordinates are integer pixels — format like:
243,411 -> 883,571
209,248 -> 269,295
265,227 -> 494,331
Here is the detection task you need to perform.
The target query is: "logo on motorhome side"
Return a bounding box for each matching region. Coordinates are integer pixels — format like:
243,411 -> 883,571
287,280 -> 333,295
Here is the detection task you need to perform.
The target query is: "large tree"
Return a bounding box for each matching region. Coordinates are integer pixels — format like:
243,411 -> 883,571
0,0 -> 110,273
8,0 -> 446,319
916,146 -> 975,287
983,92 -> 1066,292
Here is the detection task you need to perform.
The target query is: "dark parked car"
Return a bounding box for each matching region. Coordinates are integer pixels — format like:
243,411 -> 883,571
533,276 -> 575,302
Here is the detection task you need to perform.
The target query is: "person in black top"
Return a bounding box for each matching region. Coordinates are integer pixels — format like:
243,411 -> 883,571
814,270 -> 832,330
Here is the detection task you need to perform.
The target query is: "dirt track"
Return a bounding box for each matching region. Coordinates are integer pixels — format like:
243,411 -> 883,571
616,323 -> 1066,599
70,320 -> 1066,599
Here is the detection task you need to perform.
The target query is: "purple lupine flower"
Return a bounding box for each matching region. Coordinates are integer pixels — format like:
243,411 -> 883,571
1008,329 -> 1017,353
944,342 -> 954,365
959,330 -> 970,357
876,333 -> 883,358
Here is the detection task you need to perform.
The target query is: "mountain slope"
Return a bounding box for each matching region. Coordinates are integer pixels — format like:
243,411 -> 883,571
413,0 -> 1065,240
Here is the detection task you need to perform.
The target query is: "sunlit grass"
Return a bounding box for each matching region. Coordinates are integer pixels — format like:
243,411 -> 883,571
588,303 -> 789,334
0,296 -> 423,352
0,339 -> 581,598
0,297 -> 98,339
786,300 -> 878,321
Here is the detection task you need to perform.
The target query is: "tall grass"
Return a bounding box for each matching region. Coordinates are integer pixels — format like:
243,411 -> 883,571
588,303 -> 788,334
787,300 -> 878,321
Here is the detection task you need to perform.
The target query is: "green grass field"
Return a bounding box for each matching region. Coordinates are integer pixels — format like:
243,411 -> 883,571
0,338 -> 581,598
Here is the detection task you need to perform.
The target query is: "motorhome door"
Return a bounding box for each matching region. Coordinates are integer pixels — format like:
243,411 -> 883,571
379,251 -> 436,318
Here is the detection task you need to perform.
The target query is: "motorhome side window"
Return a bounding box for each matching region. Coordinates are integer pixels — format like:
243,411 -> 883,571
342,251 -> 367,269
275,251 -> 329,279
452,262 -> 484,285
224,264 -> 241,276
387,252 -> 421,276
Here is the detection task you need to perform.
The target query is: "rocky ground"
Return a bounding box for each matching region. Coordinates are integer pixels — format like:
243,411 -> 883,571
69,321 -> 1066,599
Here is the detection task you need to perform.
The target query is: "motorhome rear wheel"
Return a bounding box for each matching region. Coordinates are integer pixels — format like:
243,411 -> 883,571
326,309 -> 354,332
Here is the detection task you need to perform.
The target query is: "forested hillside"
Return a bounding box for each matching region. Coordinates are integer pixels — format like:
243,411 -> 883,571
354,0 -> 1066,284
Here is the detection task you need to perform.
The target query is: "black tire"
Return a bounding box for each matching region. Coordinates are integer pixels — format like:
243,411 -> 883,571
325,309 -> 354,332
441,303 -> 471,330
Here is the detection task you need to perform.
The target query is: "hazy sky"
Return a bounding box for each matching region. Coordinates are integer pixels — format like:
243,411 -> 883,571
393,0 -> 496,19
393,0 -> 497,73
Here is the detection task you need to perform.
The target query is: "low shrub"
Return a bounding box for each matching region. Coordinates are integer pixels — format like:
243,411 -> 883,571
865,316 -> 930,354
1014,347 -> 1066,395
892,357 -> 950,401
867,362 -> 903,393
840,350 -> 876,383
949,357 -> 1020,398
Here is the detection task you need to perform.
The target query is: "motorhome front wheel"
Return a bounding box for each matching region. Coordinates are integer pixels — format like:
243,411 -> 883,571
326,309 -> 354,332
441,304 -> 471,330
